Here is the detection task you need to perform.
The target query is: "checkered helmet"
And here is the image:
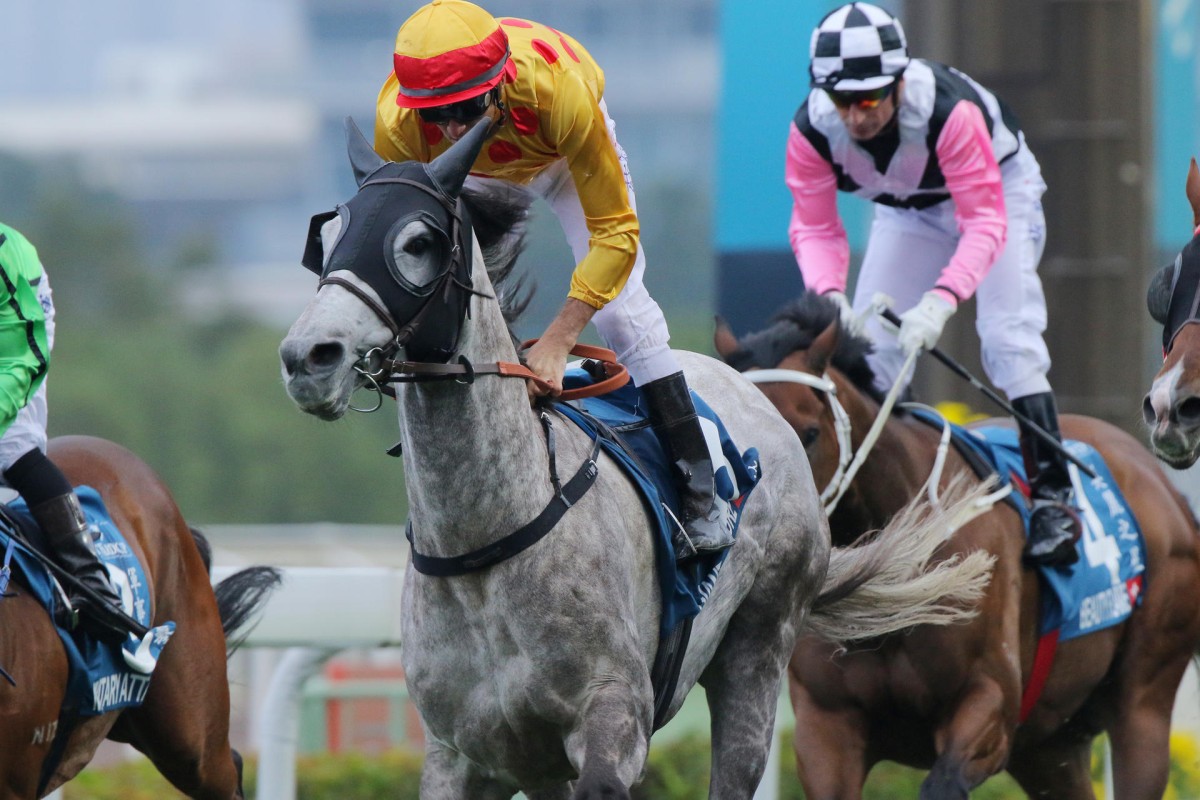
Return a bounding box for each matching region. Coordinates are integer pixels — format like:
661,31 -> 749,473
809,3 -> 909,91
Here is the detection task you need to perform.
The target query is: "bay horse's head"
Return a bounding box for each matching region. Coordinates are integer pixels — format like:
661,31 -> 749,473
1144,158 -> 1200,467
279,117 -> 495,420
714,294 -> 881,496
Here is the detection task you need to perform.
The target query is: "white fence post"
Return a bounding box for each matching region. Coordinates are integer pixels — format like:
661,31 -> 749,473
213,565 -> 406,799
255,647 -> 340,800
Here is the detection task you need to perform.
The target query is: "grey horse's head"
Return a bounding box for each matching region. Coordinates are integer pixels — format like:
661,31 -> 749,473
279,116 -> 493,419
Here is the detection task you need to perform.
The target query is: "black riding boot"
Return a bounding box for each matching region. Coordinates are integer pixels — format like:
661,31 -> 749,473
5,449 -> 143,644
1013,392 -> 1082,568
642,371 -> 735,559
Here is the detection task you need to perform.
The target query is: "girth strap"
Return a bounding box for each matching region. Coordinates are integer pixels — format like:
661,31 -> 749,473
406,426 -> 602,577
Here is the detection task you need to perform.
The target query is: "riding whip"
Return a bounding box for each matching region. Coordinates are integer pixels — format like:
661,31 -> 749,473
880,307 -> 1097,479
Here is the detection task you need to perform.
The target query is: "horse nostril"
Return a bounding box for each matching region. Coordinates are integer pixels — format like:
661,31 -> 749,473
308,342 -> 345,371
1177,396 -> 1200,427
279,340 -> 304,377
1143,395 -> 1157,426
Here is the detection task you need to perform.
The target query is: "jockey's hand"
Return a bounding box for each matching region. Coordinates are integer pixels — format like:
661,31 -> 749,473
822,290 -> 861,335
524,337 -> 570,401
897,291 -> 956,356
524,298 -> 597,404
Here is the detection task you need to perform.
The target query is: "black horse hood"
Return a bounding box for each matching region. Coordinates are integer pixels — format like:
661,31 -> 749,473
298,116 -> 494,362
1156,234 -> 1200,353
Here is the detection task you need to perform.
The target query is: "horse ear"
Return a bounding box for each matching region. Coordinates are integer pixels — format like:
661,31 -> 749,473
1187,157 -> 1200,230
427,118 -> 496,199
345,116 -> 387,187
806,321 -> 839,374
713,316 -> 740,360
1148,263 -> 1176,324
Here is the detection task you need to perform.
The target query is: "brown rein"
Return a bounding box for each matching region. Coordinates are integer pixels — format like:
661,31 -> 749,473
370,340 -> 630,401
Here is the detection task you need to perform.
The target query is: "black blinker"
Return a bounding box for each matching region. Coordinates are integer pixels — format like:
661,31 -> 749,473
301,210 -> 338,276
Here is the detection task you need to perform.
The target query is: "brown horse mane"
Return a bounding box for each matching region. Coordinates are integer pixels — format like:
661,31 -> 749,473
726,292 -> 885,405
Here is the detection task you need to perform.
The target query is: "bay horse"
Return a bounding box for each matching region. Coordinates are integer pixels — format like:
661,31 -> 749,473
278,118 -> 994,799
0,434 -> 279,799
717,293 -> 1200,800
1145,158 -> 1200,467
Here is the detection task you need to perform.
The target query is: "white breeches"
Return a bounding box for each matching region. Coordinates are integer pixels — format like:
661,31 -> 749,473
852,145 -> 1051,400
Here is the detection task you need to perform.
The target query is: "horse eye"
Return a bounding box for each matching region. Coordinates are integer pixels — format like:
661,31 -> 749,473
800,426 -> 819,449
404,236 -> 431,256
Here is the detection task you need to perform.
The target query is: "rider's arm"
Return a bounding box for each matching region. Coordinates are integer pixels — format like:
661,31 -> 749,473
550,72 -> 640,312
933,100 -> 1008,305
785,122 -> 851,295
0,230 -> 48,434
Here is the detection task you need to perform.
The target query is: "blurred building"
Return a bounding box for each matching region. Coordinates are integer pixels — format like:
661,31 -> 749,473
0,0 -> 717,324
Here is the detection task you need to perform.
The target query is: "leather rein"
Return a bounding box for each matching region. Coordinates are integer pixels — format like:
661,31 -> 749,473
373,340 -> 626,396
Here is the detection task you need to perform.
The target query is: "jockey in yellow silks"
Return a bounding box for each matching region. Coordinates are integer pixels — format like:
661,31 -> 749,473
374,0 -> 735,557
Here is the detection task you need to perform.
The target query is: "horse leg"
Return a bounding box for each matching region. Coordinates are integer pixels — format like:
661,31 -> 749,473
789,672 -> 870,800
114,580 -> 242,798
419,740 -> 516,799
1006,734 -> 1096,800
700,595 -> 807,799
116,665 -> 242,800
1104,653 -> 1190,799
565,685 -> 649,800
919,680 -> 1013,800
0,601 -> 70,800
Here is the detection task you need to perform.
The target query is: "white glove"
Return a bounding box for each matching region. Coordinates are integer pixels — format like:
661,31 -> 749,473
823,290 -> 860,334
897,291 -> 956,356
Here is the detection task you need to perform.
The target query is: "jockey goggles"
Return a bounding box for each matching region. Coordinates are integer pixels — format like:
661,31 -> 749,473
826,81 -> 896,111
418,90 -> 495,125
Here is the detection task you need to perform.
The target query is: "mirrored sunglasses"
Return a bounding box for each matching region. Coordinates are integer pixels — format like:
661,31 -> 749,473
826,82 -> 896,111
418,92 -> 494,125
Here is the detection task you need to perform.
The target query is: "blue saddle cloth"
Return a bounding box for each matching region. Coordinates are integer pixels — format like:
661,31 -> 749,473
908,409 -> 1145,642
556,369 -> 762,636
0,486 -> 175,715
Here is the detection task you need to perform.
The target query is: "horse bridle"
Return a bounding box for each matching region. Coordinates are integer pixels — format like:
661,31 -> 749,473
310,176 -> 629,410
745,359 -> 1012,514
744,369 -> 853,511
743,349 -> 921,514
319,175 -> 488,370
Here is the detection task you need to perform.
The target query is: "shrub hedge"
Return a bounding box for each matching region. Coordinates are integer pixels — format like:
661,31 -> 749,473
63,730 -> 1200,799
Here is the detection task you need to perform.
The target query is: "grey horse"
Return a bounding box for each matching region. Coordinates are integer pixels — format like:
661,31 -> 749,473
279,118 -> 994,799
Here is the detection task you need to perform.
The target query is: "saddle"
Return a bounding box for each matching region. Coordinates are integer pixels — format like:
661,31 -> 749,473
908,410 -> 1145,620
557,366 -> 761,636
907,407 -> 1147,720
556,365 -> 762,729
0,487 -> 175,713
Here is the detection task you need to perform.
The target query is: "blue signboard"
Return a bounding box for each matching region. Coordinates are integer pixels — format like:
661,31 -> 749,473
1156,0 -> 1200,250
715,0 -> 886,331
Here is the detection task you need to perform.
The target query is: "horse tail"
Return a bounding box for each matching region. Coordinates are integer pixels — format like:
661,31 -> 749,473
213,566 -> 282,656
188,525 -> 282,657
805,474 -> 997,644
